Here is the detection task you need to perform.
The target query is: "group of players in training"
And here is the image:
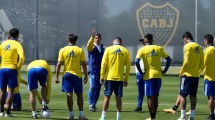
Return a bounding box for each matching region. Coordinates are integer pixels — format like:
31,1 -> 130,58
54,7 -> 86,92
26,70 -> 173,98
0,27 -> 214,120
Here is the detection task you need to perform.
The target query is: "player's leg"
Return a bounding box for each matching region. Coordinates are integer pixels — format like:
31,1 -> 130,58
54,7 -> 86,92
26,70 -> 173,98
0,69 -> 7,116
135,73 -> 144,112
28,68 -> 39,118
11,92 -> 22,111
88,73 -> 95,110
178,75 -> 190,120
100,80 -> 113,120
114,81 -> 123,120
93,74 -> 102,111
188,77 -> 199,119
62,73 -> 75,120
5,69 -> 18,117
163,94 -> 180,114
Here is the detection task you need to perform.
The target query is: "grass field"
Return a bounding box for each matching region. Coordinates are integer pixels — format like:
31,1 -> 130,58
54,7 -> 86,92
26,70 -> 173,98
0,73 -> 209,120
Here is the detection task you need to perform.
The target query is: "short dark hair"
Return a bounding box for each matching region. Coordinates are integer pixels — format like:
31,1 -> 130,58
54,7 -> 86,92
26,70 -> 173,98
9,28 -> 19,38
182,31 -> 193,40
144,33 -> 153,41
204,34 -> 214,44
68,34 -> 78,42
115,37 -> 122,43
95,33 -> 101,38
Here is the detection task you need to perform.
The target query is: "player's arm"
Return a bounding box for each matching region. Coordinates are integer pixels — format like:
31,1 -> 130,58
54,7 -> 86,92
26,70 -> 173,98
180,46 -> 189,76
200,49 -> 208,72
100,49 -> 108,84
20,79 -> 27,85
80,49 -> 88,84
86,29 -> 96,52
124,50 -> 131,85
17,43 -> 25,70
135,49 -> 144,75
46,65 -> 52,101
56,49 -> 63,84
161,48 -> 172,74
199,48 -> 204,73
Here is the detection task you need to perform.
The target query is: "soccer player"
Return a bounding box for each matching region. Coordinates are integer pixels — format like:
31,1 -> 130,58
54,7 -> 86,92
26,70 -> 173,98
87,29 -> 104,111
56,34 -> 88,120
200,34 -> 215,120
99,37 -> 131,120
177,32 -> 203,120
134,56 -> 145,112
27,60 -> 52,118
0,28 -> 25,117
136,33 -> 171,120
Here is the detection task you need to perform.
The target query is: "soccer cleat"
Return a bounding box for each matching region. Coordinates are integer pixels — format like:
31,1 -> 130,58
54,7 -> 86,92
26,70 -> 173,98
134,107 -> 142,112
186,110 -> 191,115
67,116 -> 74,120
187,116 -> 194,120
146,117 -> 155,120
79,116 -> 88,120
207,115 -> 215,120
32,115 -> 38,119
99,117 -> 106,120
5,113 -> 16,117
163,108 -> 176,114
177,116 -> 186,120
0,112 -> 4,117
89,106 -> 98,112
42,105 -> 49,110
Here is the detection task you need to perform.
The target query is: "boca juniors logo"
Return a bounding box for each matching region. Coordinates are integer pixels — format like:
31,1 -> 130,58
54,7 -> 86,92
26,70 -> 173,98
136,2 -> 179,46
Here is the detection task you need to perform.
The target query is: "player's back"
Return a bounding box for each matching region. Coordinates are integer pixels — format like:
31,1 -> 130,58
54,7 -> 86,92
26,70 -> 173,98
139,45 -> 169,79
0,39 -> 23,69
183,42 -> 203,77
59,45 -> 85,77
28,60 -> 49,70
105,45 -> 129,80
204,46 -> 215,80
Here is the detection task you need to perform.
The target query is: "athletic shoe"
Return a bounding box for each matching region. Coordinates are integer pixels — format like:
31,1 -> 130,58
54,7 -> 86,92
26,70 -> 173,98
67,116 -> 74,120
177,116 -> 186,120
99,117 -> 106,120
42,105 -> 49,110
163,108 -> 176,114
89,106 -> 98,112
186,110 -> 191,115
5,113 -> 16,117
134,107 -> 142,112
207,115 -> 215,120
0,112 -> 4,117
187,116 -> 194,120
146,117 -> 155,120
32,115 -> 38,119
79,116 -> 88,120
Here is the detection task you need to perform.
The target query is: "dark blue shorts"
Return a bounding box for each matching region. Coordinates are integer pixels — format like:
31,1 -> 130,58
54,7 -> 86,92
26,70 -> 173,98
62,72 -> 83,94
179,75 -> 199,97
145,78 -> 161,96
204,79 -> 215,96
0,68 -> 18,89
104,80 -> 123,97
27,68 -> 48,91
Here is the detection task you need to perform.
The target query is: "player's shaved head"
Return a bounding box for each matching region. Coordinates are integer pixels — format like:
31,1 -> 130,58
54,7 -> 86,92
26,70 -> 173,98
113,37 -> 122,45
9,28 -> 19,40
204,34 -> 214,44
68,34 -> 78,44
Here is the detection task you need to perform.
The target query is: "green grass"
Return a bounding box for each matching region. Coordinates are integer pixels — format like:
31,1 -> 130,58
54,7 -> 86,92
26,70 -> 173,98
0,73 -> 209,120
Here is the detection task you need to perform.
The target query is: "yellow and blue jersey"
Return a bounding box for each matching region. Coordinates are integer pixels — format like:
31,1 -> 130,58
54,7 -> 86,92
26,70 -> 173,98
136,45 -> 169,80
100,45 -> 131,82
58,45 -> 86,78
202,46 -> 215,81
27,60 -> 52,100
180,42 -> 203,77
0,39 -> 25,70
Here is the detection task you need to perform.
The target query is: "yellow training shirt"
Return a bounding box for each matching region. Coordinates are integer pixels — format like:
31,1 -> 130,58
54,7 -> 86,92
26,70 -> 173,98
180,42 -> 203,77
58,46 -> 86,78
100,45 -> 131,82
136,45 -> 169,80
27,60 -> 52,100
202,46 -> 215,81
86,36 -> 94,52
0,39 -> 25,70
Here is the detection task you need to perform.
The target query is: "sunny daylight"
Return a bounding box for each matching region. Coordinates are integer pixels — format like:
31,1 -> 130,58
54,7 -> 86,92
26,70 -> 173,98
0,0 -> 215,120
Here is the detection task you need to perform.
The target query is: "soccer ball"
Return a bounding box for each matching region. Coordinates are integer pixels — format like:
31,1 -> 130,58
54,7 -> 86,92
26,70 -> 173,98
40,109 -> 51,118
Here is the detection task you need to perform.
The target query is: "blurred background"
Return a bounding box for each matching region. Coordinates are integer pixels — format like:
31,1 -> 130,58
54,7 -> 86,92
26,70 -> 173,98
0,0 -> 214,64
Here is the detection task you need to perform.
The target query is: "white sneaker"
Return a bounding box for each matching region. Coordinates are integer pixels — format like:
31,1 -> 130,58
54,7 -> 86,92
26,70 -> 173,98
99,117 -> 106,120
0,112 -> 4,117
5,113 -> 16,117
177,116 -> 186,120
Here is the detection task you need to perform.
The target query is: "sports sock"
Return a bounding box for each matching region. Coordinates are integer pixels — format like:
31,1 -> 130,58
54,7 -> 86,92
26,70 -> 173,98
172,105 -> 178,111
32,111 -> 37,116
101,111 -> 106,118
116,112 -> 121,119
79,111 -> 84,117
190,110 -> 195,118
0,107 -> 4,113
69,111 -> 74,116
6,108 -> 11,114
181,110 -> 186,118
150,113 -> 156,119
